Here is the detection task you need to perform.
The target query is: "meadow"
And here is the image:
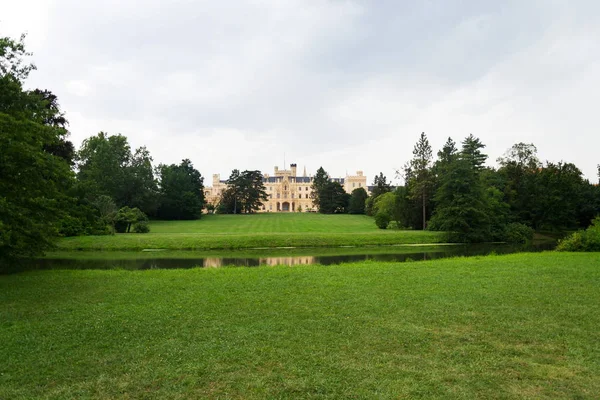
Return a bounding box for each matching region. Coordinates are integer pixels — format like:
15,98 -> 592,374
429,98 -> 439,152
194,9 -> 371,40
2,252 -> 599,399
57,213 -> 446,251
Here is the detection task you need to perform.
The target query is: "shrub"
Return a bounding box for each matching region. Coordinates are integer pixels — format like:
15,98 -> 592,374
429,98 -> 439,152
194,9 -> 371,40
375,212 -> 391,229
556,217 -> 600,252
504,222 -> 534,244
133,221 -> 150,233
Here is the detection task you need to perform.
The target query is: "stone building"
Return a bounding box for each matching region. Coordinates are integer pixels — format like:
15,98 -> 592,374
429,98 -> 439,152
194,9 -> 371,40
205,164 -> 368,212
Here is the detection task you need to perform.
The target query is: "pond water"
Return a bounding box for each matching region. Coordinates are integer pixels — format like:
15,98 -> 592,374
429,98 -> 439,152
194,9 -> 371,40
21,242 -> 556,272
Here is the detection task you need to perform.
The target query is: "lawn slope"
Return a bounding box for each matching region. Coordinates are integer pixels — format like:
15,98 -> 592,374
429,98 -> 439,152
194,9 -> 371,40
57,213 -> 446,251
1,252 -> 599,399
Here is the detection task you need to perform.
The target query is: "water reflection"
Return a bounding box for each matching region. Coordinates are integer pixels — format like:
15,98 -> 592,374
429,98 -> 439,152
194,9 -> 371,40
20,242 -> 556,272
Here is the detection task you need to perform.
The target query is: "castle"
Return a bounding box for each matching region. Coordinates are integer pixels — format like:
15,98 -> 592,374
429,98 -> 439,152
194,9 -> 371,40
205,164 -> 368,212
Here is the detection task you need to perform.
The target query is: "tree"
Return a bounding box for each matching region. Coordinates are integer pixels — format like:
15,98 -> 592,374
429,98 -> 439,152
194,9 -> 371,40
92,195 -> 118,234
371,172 -> 392,198
219,170 -> 268,214
318,181 -> 349,214
0,35 -> 74,263
77,132 -> 158,215
310,167 -> 329,210
497,143 -> 541,226
407,132 -> 434,230
0,34 -> 36,80
114,206 -> 148,233
428,135 -> 492,242
157,159 -> 205,220
0,114 -> 73,261
348,187 -> 368,214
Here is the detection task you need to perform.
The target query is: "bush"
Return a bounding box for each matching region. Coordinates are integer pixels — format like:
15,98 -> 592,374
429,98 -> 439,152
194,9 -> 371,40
375,212 -> 391,229
504,222 -> 534,244
133,221 -> 150,233
556,217 -> 600,251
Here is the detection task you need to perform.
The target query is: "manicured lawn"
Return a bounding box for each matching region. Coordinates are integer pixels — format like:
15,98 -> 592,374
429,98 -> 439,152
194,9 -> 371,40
2,252 -> 599,399
151,213 -> 380,233
57,213 -> 446,251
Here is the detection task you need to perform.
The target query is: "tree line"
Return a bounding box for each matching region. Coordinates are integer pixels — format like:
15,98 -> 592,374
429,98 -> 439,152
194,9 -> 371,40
0,35 -> 207,262
365,132 -> 600,243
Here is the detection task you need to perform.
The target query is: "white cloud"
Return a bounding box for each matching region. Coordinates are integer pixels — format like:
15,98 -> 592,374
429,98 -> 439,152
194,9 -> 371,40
2,0 -> 599,182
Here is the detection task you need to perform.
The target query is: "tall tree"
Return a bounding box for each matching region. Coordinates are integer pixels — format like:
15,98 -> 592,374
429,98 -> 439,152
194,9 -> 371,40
318,181 -> 350,214
0,34 -> 74,262
218,170 -> 268,214
497,143 -> 541,226
428,135 -> 492,242
408,132 -> 433,230
371,172 -> 392,198
310,167 -> 330,211
76,132 -> 158,215
156,159 -> 205,220
348,187 -> 368,214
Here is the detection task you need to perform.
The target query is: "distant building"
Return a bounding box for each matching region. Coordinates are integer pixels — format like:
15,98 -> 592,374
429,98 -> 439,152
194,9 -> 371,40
205,164 -> 368,212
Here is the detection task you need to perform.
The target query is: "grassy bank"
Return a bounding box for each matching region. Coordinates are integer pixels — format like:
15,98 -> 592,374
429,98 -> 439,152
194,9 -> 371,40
57,213 -> 446,251
2,252 -> 599,398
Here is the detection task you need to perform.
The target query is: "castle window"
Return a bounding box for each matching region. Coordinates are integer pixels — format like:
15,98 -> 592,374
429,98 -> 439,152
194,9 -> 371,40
359,183 -> 361,187
292,194 -> 295,199
299,187 -> 302,191
305,187 -> 308,191
353,183 -> 355,187
277,194 -> 280,199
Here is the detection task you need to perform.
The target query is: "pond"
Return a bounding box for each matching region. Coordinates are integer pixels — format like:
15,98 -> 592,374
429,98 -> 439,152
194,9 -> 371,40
19,242 -> 556,272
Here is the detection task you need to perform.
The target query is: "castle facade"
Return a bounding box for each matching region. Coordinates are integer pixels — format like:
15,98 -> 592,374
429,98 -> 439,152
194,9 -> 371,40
205,164 -> 368,212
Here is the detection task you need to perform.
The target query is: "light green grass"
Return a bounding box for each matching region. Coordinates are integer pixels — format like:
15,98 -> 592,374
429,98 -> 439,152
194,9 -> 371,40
2,252 -> 599,399
57,214 -> 446,251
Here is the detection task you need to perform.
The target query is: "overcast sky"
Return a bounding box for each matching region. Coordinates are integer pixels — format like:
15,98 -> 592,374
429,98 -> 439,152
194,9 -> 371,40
2,0 -> 599,183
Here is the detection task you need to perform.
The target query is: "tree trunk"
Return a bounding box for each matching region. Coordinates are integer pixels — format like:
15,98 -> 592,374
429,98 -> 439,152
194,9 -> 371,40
422,193 -> 426,230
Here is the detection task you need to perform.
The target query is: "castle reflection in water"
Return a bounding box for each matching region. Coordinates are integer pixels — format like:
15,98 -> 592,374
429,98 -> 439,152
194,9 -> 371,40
203,256 -> 316,268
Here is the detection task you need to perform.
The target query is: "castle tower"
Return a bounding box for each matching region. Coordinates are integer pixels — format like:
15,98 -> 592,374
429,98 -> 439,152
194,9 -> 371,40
290,163 -> 297,177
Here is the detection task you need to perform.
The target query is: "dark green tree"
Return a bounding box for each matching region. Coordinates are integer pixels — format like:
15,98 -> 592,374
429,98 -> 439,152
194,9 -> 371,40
218,170 -> 268,214
0,114 -> 73,261
156,159 -> 205,220
310,167 -> 329,210
428,135 -> 492,242
318,181 -> 350,214
371,172 -> 392,198
77,132 -> 158,215
0,35 -> 74,262
407,132 -> 434,230
347,187 -> 368,214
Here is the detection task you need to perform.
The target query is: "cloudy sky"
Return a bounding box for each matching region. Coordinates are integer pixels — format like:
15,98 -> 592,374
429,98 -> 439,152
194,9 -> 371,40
3,0 -> 599,183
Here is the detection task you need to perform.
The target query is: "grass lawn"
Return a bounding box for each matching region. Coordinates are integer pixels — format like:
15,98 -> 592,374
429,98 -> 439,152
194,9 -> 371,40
57,213 -> 446,251
2,252 -> 599,399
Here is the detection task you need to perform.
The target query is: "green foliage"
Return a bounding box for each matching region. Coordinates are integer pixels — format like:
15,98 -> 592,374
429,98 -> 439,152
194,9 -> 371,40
133,220 -> 150,233
428,138 -> 491,243
310,167 -> 329,210
0,114 -> 73,261
503,222 -> 534,244
0,34 -> 36,81
347,187 -> 368,214
407,132 -> 434,230
370,172 -> 392,198
556,217 -> 600,251
318,181 -> 349,214
115,206 -> 148,233
374,211 -> 391,229
157,159 -> 204,220
77,132 -> 158,215
219,169 -> 268,214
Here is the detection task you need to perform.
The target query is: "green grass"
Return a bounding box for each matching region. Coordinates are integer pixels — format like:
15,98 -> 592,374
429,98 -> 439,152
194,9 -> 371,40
2,252 -> 599,399
57,213 -> 446,251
